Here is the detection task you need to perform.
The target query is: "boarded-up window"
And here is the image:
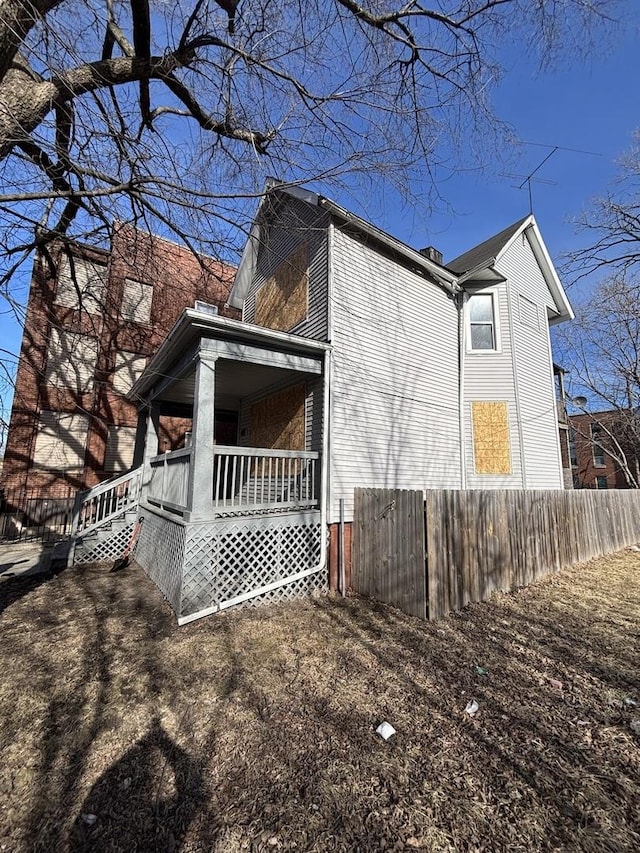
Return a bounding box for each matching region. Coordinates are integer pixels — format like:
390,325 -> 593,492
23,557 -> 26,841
104,425 -> 137,472
122,279 -> 153,323
250,384 -> 306,450
519,294 -> 540,330
254,244 -> 308,331
33,411 -> 89,470
46,328 -> 98,393
112,351 -> 147,395
472,401 -> 512,475
55,255 -> 107,313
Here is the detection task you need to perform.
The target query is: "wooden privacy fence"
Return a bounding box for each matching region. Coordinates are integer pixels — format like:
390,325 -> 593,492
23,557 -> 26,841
352,487 -> 640,621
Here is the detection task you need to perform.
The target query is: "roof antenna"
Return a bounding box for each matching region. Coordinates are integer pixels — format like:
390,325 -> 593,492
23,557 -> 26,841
501,142 -> 601,214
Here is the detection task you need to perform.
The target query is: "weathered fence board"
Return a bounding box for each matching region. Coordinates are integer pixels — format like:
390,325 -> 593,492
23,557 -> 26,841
354,487 -> 640,622
425,488 -> 640,620
353,488 -> 426,618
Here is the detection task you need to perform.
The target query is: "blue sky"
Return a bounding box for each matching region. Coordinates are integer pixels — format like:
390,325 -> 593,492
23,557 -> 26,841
361,13 -> 640,274
2,10 -> 639,428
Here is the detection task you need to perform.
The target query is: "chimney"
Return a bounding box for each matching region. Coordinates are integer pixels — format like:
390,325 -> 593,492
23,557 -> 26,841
419,246 -> 443,265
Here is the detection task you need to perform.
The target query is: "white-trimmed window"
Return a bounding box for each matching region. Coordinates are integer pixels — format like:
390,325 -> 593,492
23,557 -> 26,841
55,255 -> 107,313
468,292 -> 499,351
104,425 -> 137,473
46,328 -> 99,393
112,351 -> 147,395
122,279 -> 153,323
33,411 -> 89,470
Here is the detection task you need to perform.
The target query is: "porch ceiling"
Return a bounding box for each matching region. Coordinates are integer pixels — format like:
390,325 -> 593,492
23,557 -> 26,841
157,360 -> 310,406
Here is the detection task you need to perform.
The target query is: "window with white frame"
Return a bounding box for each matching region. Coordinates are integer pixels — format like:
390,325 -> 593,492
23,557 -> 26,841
112,351 -> 147,395
468,292 -> 498,351
32,411 -> 89,470
46,328 -> 99,393
55,254 -> 107,313
104,425 -> 137,472
121,279 -> 153,323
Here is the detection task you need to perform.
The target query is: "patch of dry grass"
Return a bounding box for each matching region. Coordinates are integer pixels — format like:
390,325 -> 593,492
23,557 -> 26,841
1,551 -> 639,852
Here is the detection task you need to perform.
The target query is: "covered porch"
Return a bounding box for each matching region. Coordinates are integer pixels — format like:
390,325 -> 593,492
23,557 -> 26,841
129,310 -> 330,622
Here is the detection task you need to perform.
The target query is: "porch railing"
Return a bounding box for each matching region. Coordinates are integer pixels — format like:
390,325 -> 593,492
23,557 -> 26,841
72,466 -> 143,537
144,445 -> 319,517
213,446 -> 319,514
147,447 -> 192,514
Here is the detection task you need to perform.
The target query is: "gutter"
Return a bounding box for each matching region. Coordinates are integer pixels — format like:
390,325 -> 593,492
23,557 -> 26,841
318,197 -> 459,296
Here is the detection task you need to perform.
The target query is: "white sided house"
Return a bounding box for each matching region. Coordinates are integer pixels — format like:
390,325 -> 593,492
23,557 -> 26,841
67,184 -> 573,622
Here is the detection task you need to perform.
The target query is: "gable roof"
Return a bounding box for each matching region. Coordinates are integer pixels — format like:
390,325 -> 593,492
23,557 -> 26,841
228,182 -> 458,308
447,214 -> 573,324
447,217 -> 530,275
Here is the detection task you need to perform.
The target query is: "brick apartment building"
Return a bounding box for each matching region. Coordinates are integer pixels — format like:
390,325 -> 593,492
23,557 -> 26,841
569,410 -> 640,489
1,225 -> 236,513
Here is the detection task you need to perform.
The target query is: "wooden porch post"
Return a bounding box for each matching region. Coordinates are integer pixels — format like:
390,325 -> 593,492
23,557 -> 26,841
186,346 -> 217,519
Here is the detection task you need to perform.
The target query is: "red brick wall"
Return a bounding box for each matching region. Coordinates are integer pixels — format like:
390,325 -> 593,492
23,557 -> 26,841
569,411 -> 638,489
2,228 -> 237,500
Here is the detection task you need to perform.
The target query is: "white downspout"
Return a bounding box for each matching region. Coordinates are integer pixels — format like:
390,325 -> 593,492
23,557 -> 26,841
458,291 -> 467,490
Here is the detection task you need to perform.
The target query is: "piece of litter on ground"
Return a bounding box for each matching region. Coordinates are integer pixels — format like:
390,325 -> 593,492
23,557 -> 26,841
576,720 -> 589,726
375,721 -> 396,740
122,777 -> 132,790
624,697 -> 638,708
548,678 -> 563,690
628,545 -> 640,552
81,814 -> 97,826
473,666 -> 489,676
630,720 -> 640,735
464,700 -> 479,716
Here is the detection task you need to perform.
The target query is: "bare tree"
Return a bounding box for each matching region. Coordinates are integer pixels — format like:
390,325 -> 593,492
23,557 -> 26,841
567,130 -> 640,284
557,276 -> 640,487
0,1 -> 619,308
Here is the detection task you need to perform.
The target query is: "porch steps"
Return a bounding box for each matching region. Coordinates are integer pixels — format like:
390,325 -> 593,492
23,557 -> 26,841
72,510 -> 140,565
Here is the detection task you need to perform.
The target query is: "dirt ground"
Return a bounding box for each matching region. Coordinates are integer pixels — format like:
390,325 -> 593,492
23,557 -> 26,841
1,550 -> 639,853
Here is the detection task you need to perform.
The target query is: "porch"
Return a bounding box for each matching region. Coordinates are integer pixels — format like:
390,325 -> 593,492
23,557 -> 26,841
81,310 -> 330,622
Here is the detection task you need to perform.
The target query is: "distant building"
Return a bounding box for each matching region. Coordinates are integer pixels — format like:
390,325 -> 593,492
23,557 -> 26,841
568,409 -> 640,489
1,225 -> 236,507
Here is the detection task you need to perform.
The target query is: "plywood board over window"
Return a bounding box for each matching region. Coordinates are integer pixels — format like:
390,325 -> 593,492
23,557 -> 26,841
104,425 -> 137,472
46,328 -> 98,393
255,243 -> 308,332
472,401 -> 512,475
122,279 -> 153,323
32,411 -> 89,470
250,383 -> 306,450
55,255 -> 107,313
112,351 -> 147,395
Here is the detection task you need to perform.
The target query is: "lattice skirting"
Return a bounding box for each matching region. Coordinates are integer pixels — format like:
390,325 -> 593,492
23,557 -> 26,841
180,511 -> 324,618
74,515 -> 135,565
135,507 -> 186,614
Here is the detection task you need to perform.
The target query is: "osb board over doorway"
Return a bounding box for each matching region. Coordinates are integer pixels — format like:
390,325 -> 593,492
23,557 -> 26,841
250,383 -> 306,450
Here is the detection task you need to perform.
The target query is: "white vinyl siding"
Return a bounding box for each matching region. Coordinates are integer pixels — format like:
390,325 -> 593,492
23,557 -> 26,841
463,280 -> 522,488
244,197 -> 330,341
498,234 -> 563,488
55,255 -> 107,313
329,226 -> 461,522
46,328 -> 98,393
104,425 -> 137,472
122,279 -> 153,323
32,411 -> 89,470
112,351 -> 146,395
518,293 -> 540,331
